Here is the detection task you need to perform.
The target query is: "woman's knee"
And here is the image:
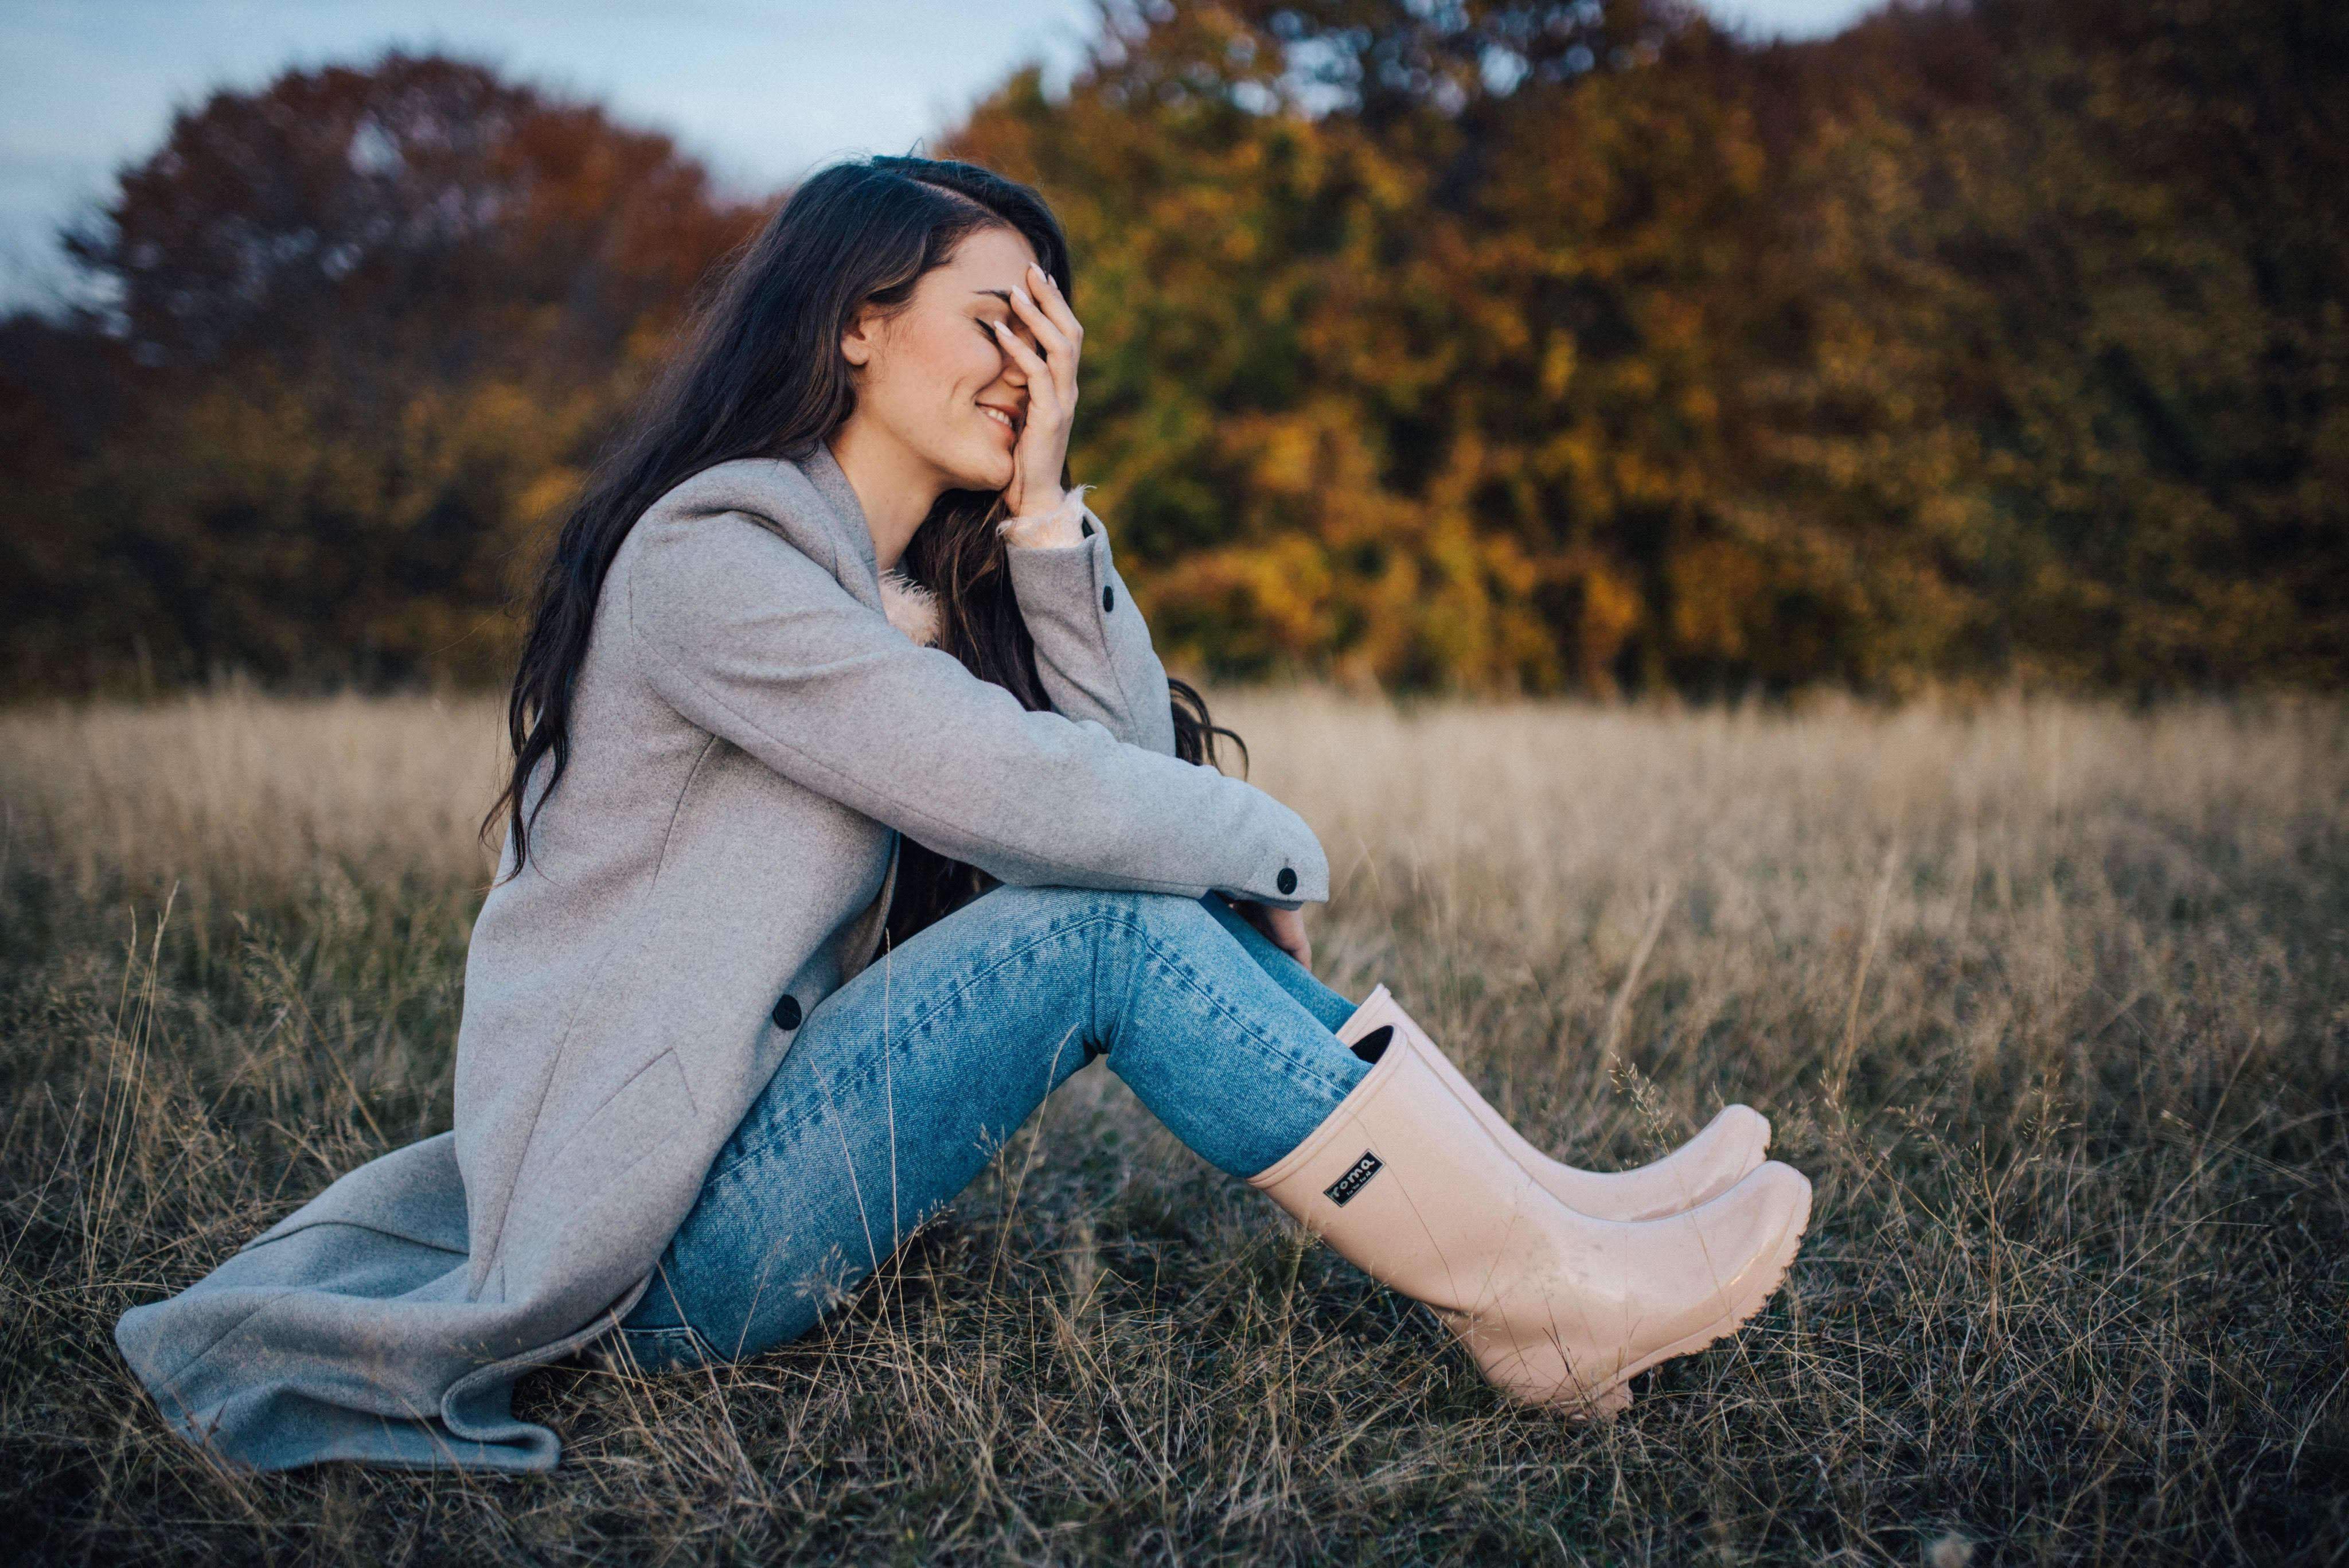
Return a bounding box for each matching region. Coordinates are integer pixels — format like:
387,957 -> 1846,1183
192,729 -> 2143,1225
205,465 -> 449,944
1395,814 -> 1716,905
989,881 -> 1156,915
985,881 -> 1204,943
970,886 -> 1215,1052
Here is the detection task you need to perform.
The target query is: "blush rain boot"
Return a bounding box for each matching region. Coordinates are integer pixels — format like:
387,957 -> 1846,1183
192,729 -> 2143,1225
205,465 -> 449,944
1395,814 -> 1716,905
1248,1019 -> 1811,1417
1335,984 -> 1769,1222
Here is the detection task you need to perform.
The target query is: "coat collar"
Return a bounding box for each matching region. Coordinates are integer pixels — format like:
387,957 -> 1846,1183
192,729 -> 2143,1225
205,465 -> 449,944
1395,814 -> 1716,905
798,439 -> 941,646
794,436 -> 879,591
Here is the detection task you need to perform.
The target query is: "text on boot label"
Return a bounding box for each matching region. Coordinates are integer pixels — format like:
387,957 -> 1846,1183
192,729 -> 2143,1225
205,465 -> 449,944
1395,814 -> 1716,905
1325,1150 -> 1384,1206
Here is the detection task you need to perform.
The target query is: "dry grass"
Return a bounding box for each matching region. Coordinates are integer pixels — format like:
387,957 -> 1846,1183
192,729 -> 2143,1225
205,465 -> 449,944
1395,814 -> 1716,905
3,679 -> 2345,1564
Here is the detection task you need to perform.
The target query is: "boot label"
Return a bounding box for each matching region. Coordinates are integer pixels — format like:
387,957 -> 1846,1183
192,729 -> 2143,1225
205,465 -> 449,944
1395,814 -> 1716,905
1324,1150 -> 1383,1206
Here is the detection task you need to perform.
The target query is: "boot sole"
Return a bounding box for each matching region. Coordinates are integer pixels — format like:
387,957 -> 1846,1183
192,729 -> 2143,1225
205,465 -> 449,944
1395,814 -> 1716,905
1565,1181 -> 1813,1420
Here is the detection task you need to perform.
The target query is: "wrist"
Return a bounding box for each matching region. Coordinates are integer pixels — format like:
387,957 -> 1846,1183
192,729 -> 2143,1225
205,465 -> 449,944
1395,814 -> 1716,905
996,483 -> 1092,549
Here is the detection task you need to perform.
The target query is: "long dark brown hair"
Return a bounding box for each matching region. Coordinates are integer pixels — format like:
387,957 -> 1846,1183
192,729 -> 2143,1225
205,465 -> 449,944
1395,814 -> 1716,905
479,153 -> 1248,950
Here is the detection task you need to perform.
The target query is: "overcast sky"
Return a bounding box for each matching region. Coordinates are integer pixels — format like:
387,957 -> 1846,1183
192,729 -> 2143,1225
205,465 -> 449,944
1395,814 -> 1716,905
0,0 -> 1879,314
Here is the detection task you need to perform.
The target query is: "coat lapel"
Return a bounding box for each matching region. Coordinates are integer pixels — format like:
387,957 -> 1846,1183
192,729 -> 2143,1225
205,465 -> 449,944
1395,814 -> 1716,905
793,438 -> 880,603
789,440 -> 939,646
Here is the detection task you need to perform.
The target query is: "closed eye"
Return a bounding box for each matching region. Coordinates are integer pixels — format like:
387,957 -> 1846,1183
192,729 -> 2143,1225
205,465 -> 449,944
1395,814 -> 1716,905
973,293 -> 1037,352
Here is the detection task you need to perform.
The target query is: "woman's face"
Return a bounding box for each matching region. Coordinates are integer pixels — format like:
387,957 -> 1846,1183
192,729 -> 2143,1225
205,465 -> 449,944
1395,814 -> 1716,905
839,224 -> 1045,497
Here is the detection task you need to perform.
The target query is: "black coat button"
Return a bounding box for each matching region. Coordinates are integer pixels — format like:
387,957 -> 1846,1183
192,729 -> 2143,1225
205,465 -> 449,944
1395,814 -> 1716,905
1080,518 -> 1093,537
1102,584 -> 1115,612
1277,867 -> 1297,895
772,993 -> 802,1030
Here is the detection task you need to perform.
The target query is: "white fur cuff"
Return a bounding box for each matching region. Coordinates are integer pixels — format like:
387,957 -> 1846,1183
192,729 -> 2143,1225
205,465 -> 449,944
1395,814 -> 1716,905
878,568 -> 943,648
995,484 -> 1094,550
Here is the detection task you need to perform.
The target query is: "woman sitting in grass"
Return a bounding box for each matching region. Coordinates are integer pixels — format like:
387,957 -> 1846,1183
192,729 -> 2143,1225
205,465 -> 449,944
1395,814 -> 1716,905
114,153 -> 1812,1473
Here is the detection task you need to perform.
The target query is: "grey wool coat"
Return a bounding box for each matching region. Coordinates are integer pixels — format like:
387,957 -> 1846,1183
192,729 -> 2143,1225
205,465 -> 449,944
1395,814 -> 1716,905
112,439 -> 1330,1473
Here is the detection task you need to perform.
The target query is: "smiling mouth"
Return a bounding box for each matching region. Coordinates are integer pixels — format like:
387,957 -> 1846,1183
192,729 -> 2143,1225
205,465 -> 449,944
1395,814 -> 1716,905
980,405 -> 1019,435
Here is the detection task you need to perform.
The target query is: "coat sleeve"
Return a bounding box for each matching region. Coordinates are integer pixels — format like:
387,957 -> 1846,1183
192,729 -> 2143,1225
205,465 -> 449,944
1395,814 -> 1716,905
622,510 -> 1326,908
1000,489 -> 1180,757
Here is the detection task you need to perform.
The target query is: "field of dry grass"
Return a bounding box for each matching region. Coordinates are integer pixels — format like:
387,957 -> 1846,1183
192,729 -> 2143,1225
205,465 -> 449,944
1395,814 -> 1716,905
3,681 -> 2344,1563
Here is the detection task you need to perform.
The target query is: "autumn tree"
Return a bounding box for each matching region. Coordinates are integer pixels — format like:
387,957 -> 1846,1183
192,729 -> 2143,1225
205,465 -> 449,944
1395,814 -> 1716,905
6,3 -> 2343,698
949,0 -> 2347,693
4,49 -> 762,693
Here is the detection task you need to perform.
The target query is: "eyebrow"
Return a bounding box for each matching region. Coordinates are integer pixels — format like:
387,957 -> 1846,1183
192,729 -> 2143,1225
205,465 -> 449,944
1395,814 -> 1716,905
973,289 -> 1012,305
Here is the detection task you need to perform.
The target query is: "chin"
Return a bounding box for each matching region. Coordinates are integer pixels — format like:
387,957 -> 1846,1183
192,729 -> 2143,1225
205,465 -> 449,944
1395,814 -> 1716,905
927,450 -> 1010,496
956,449 -> 1016,494
947,468 -> 1013,498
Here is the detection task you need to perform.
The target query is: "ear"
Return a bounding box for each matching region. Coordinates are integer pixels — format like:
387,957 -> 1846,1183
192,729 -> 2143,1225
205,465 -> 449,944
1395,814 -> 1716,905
840,302 -> 881,369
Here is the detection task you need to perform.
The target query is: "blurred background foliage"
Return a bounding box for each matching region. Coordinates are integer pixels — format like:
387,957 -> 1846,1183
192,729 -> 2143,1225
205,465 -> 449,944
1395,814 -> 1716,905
4,0 -> 2342,700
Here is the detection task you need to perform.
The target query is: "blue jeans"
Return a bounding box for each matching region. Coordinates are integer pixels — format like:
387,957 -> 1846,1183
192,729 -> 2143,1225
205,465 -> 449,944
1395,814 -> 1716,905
609,884 -> 1366,1371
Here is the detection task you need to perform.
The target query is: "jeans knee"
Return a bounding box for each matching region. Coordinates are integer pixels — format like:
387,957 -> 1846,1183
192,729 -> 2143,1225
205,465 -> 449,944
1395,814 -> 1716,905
1078,887 -> 1224,957
983,887 -> 1210,1050
994,882 -> 1193,934
1126,887 -> 1227,943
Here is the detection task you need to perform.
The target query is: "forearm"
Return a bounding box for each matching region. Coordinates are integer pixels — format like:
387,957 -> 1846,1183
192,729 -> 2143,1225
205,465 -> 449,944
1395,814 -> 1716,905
627,510 -> 1323,908
1000,487 -> 1180,756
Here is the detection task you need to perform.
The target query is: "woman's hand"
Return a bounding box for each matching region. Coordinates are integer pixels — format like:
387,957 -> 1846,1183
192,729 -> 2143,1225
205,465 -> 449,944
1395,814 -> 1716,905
1235,899 -> 1314,972
989,260 -> 1082,519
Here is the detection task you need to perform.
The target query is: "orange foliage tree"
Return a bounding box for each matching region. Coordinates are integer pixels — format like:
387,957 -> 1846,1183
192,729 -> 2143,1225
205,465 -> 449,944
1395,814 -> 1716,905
4,1 -> 2343,697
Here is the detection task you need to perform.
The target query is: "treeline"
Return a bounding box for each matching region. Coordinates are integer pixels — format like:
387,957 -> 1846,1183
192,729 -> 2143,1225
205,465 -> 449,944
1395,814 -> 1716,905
5,0 -> 2343,699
